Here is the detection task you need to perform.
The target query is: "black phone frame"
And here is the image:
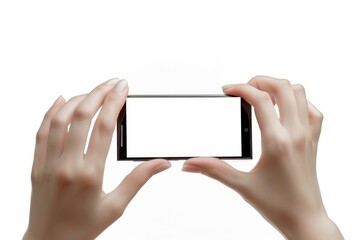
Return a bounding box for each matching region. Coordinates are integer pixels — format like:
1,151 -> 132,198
117,95 -> 252,160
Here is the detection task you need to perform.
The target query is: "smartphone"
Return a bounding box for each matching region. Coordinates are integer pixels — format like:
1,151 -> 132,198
117,95 -> 252,160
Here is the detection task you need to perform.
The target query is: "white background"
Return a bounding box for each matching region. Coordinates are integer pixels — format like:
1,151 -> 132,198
0,1 -> 359,239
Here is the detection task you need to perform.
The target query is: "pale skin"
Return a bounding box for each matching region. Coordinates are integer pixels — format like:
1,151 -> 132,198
24,79 -> 171,240
24,76 -> 343,239
183,76 -> 344,239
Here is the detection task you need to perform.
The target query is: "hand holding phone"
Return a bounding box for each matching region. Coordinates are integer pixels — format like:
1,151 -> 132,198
182,76 -> 344,240
24,79 -> 171,240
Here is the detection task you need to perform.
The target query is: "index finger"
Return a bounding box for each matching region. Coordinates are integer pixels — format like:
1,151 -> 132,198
86,80 -> 128,172
247,76 -> 300,128
223,84 -> 282,136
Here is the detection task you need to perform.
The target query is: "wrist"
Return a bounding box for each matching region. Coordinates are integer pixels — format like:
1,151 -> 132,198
23,230 -> 33,240
280,210 -> 344,240
23,228 -> 44,240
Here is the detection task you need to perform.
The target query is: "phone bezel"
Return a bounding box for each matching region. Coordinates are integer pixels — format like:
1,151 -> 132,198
117,95 -> 252,160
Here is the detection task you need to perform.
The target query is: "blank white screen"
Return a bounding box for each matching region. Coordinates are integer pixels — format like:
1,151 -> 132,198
126,97 -> 242,158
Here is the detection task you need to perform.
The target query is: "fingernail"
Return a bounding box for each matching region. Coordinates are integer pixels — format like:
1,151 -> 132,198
52,95 -> 64,106
161,161 -> 172,171
182,164 -> 201,173
106,78 -> 120,85
153,161 -> 172,174
164,161 -> 172,168
115,79 -> 128,91
222,84 -> 236,90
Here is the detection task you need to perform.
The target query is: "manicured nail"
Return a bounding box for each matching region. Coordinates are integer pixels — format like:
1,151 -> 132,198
161,161 -> 172,170
153,160 -> 172,174
115,79 -> 128,91
52,95 -> 64,106
222,84 -> 237,90
106,78 -> 120,85
163,161 -> 172,169
182,164 -> 201,173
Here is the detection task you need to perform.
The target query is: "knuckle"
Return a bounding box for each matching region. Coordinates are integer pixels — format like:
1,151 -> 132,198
50,115 -> 67,128
248,75 -> 265,85
274,79 -> 292,95
315,111 -> 324,122
274,133 -> 289,147
68,94 -> 86,103
73,106 -> 92,121
251,75 -> 266,81
54,166 -> 74,186
292,131 -> 308,148
293,84 -> 305,93
253,75 -> 264,79
269,130 -> 311,154
309,103 -> 324,124
270,133 -> 291,154
31,169 -> 47,184
41,167 -> 52,182
107,202 -> 125,219
36,129 -> 48,143
78,166 -> 100,188
95,117 -> 115,136
279,78 -> 291,87
30,171 -> 39,184
43,110 -> 53,121
257,91 -> 272,105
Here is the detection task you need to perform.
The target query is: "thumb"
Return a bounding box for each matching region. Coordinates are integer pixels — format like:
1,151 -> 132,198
182,157 -> 248,192
99,159 -> 171,226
